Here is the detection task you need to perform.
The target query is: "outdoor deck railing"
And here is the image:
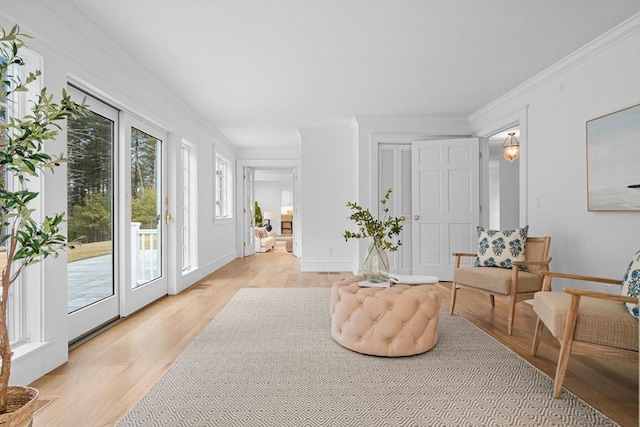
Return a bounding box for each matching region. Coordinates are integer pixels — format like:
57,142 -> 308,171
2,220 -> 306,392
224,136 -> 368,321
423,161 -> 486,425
131,222 -> 160,286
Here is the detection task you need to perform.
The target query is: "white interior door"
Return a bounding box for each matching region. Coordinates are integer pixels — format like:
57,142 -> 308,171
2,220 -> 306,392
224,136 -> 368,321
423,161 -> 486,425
243,167 -> 256,256
411,138 -> 479,280
379,144 -> 412,275
120,114 -> 168,316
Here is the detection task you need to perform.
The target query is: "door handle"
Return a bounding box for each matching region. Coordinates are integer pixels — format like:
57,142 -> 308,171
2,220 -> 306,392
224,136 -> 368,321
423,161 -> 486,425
399,216 -> 406,222
413,215 -> 420,220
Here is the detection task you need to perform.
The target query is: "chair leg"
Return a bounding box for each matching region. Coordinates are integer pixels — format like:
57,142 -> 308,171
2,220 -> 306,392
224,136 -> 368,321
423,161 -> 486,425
554,338 -> 574,398
489,294 -> 495,307
553,295 -> 580,398
531,317 -> 544,356
507,294 -> 517,335
450,282 -> 458,315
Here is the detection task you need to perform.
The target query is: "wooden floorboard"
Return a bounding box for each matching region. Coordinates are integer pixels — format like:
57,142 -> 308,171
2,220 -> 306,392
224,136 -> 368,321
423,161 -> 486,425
31,247 -> 638,426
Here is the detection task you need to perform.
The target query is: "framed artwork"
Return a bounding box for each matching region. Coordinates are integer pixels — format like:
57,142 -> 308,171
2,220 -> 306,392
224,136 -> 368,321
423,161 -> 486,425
586,104 -> 640,211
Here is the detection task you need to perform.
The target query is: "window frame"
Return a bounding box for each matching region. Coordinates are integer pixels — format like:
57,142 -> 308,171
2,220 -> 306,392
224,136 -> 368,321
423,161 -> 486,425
3,48 -> 43,350
180,141 -> 198,272
214,151 -> 233,221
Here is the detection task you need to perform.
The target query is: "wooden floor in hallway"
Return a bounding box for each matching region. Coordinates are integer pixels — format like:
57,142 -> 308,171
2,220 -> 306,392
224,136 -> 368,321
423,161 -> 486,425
31,248 -> 638,426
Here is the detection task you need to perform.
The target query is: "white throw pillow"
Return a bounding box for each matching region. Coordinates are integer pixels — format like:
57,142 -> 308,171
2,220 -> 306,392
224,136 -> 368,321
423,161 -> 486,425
621,250 -> 640,319
476,226 -> 529,270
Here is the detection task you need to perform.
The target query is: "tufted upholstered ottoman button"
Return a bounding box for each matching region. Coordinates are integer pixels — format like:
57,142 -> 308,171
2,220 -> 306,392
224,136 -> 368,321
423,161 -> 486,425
329,275 -> 441,357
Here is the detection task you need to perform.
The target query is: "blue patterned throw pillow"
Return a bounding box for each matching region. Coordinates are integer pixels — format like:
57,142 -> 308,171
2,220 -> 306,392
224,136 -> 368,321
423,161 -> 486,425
475,226 -> 529,270
621,250 -> 640,319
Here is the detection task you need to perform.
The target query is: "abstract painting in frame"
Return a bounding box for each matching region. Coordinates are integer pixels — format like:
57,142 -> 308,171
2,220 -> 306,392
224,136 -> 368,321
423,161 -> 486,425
586,104 -> 640,211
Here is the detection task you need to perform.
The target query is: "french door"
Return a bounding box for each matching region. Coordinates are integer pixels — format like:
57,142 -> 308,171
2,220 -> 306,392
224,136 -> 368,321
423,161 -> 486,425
67,88 -> 168,341
67,88 -> 119,341
243,167 -> 256,256
120,114 -> 168,317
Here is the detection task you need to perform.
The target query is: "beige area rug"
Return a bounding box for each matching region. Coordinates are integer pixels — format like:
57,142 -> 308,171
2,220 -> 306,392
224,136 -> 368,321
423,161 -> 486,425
119,288 -> 616,427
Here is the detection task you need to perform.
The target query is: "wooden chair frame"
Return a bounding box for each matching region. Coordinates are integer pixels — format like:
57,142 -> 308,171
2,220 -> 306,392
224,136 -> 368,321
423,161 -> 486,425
451,236 -> 552,335
531,271 -> 639,398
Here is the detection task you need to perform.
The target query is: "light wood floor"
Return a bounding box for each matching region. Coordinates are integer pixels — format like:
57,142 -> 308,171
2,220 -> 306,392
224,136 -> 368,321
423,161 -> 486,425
31,244 -> 638,426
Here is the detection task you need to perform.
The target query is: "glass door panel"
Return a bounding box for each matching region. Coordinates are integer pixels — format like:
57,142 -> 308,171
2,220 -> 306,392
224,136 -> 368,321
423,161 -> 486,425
130,127 -> 162,288
67,108 -> 114,312
67,87 -> 119,342
243,167 -> 255,256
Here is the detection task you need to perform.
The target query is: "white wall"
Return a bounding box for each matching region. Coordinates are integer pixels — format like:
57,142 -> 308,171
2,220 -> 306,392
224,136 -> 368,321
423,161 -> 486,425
470,15 -> 640,290
299,128 -> 357,272
1,2 -> 238,384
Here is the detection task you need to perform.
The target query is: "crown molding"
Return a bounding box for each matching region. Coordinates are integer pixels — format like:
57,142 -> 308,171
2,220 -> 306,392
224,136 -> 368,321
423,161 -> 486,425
469,13 -> 640,122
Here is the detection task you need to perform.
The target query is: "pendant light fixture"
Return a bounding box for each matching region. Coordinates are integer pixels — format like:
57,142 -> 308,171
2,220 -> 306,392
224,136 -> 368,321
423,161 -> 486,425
502,132 -> 520,162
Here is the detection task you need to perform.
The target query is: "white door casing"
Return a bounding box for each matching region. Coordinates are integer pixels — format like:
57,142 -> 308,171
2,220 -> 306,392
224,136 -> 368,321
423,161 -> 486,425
411,138 -> 479,280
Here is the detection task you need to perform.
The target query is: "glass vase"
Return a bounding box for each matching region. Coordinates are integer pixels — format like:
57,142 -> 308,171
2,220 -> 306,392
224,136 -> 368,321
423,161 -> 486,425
362,239 -> 390,283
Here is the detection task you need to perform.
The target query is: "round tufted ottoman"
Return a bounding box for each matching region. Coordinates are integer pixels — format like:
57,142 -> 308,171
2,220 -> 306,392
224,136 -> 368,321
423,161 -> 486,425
330,276 -> 441,357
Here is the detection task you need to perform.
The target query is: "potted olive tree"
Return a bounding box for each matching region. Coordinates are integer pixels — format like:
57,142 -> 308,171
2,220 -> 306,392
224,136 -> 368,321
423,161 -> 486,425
0,25 -> 85,424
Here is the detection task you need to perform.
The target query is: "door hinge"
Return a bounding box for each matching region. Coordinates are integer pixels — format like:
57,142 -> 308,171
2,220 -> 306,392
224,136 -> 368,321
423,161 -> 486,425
479,151 -> 483,159
479,205 -> 483,213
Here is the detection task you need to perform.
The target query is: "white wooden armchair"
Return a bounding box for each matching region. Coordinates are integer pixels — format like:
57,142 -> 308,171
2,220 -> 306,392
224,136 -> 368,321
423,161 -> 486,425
531,271 -> 639,398
451,236 -> 552,335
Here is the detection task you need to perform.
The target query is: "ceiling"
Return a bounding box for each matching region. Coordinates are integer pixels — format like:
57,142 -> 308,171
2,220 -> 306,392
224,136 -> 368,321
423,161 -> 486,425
67,1 -> 639,151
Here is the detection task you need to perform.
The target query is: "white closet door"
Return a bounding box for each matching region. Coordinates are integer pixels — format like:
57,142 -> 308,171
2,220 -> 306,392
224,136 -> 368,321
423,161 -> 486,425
398,146 -> 413,274
378,144 -> 412,275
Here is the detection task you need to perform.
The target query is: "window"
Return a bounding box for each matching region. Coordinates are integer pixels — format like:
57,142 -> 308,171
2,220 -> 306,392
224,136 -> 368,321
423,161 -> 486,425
1,103 -> 24,345
1,48 -> 41,347
181,142 -> 197,271
215,154 -> 233,219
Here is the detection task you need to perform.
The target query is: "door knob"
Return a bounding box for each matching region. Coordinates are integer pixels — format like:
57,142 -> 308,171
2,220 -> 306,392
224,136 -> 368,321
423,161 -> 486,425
399,216 -> 406,222
414,215 -> 420,220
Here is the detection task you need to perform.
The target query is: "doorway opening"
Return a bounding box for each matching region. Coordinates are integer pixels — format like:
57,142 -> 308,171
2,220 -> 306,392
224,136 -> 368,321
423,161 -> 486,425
254,169 -> 295,238
237,161 -> 300,258
485,126 -> 520,230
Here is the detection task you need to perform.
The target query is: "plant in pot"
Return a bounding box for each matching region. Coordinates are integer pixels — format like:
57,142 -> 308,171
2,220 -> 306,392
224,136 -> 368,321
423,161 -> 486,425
343,188 -> 403,283
254,201 -> 263,227
0,25 -> 85,424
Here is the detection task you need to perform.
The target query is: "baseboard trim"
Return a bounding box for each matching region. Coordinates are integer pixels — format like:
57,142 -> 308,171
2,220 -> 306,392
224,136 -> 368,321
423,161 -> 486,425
177,250 -> 238,293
